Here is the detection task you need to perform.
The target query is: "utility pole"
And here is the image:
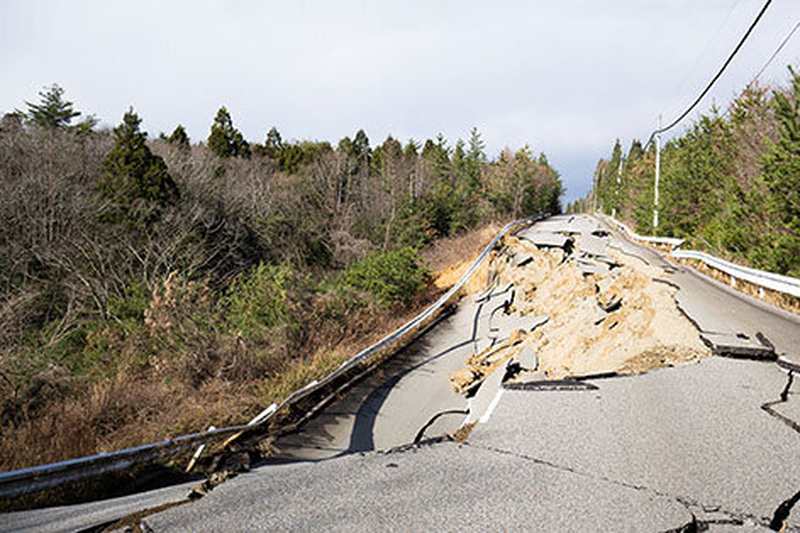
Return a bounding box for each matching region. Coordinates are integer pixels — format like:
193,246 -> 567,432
653,115 -> 661,231
592,165 -> 598,213
613,154 -> 623,218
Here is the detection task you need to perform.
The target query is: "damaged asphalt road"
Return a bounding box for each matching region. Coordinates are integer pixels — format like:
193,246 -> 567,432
3,214 -> 799,532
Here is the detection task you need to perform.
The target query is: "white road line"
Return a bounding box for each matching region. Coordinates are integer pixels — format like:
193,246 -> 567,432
460,398 -> 474,427
479,389 -> 504,424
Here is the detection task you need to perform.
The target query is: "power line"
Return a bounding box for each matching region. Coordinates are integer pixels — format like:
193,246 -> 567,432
719,19 -> 800,121
644,0 -> 773,148
749,20 -> 800,85
662,0 -> 744,120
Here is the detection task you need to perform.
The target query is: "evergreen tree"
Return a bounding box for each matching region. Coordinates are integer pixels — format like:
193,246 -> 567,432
353,129 -> 371,173
404,139 -> 420,159
263,127 -> 283,159
422,134 -> 451,178
628,139 -> 644,161
761,67 -> 800,275
99,108 -> 179,225
167,124 -> 190,149
467,127 -> 487,163
208,106 -> 250,158
338,136 -> 354,157
21,84 -> 81,129
537,152 -> 549,166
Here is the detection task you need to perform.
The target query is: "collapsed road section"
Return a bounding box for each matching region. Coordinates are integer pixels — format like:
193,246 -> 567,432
273,215 -> 713,461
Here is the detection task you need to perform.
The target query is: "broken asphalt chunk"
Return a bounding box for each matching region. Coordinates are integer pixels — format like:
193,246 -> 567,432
513,253 -> 533,268
579,233 -> 608,257
512,346 -> 539,372
700,332 -> 777,360
518,229 -> 574,251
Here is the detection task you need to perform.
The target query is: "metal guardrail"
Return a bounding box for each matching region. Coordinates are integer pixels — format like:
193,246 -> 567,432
0,213 -> 547,500
600,214 -> 800,299
599,214 -> 684,248
671,249 -> 800,298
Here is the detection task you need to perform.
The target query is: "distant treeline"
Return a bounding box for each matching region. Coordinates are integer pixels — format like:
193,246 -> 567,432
577,67 -> 800,278
0,85 -> 562,469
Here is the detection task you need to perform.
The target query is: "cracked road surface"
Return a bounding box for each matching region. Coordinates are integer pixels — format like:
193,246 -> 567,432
3,214 -> 799,532
269,297 -> 500,460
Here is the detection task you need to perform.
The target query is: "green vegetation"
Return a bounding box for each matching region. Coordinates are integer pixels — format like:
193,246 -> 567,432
19,83 -> 80,129
587,66 -> 800,277
208,106 -> 250,158
339,247 -> 429,306
0,84 -> 562,470
166,124 -> 190,149
98,108 -> 179,225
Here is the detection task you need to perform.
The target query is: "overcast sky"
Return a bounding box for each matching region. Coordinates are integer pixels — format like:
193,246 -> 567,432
2,0 -> 798,203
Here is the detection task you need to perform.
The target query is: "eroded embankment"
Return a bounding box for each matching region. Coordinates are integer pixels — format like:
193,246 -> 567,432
451,232 -> 709,391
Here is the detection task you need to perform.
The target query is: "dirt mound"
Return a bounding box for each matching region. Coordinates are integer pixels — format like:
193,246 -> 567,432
452,232 -> 709,387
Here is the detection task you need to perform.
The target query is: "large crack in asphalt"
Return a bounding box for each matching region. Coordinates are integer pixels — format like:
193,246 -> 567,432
761,370 -> 800,435
413,409 -> 470,444
458,441 -> 780,531
770,490 -> 800,532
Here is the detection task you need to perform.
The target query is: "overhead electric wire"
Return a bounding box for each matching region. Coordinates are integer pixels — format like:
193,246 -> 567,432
663,0 -> 744,120
719,19 -> 800,120
749,20 -> 800,85
644,0 -> 773,148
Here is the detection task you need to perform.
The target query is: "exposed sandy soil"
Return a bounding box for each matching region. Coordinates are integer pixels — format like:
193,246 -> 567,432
451,233 -> 709,390
424,224 -> 502,291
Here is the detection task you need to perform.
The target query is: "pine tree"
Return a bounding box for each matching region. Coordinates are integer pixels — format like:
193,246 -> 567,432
99,108 -> 179,225
208,106 -> 250,158
167,125 -> 190,149
353,129 -> 371,173
465,127 -> 486,189
263,127 -> 283,159
467,127 -> 486,164
21,84 -> 81,129
404,139 -> 420,160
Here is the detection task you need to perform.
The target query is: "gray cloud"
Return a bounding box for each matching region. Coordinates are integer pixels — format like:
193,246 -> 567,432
2,0 -> 798,203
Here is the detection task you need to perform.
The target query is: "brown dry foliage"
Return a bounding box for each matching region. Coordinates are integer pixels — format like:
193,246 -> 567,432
0,115 -> 556,472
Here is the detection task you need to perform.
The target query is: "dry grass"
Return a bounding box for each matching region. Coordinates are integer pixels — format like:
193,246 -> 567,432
421,223 -> 503,290
0,280 -> 449,474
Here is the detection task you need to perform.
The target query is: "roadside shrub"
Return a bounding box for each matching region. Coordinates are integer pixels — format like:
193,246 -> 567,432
221,263 -> 297,338
339,247 -> 429,306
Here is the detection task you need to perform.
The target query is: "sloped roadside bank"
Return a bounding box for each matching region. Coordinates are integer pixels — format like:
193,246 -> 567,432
0,220 -> 523,512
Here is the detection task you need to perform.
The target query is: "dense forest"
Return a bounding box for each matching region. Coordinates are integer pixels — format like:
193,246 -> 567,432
0,85 -> 563,469
580,66 -> 800,278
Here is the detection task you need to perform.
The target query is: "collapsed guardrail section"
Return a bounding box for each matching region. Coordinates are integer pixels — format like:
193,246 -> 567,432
0,213 -> 547,500
600,214 -> 800,299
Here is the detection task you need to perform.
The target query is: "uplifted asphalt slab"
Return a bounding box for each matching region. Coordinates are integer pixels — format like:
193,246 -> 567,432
147,441 -> 693,532
469,357 -> 800,530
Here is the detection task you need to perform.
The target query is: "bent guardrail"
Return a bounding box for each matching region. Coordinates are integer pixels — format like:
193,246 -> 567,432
0,213 -> 547,500
600,213 -> 800,299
